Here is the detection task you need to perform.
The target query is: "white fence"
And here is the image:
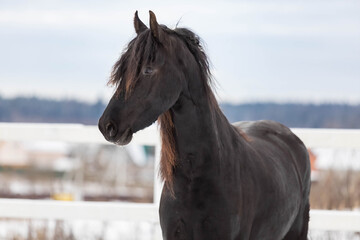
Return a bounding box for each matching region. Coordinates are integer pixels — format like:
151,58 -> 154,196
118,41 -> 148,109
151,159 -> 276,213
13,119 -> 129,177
0,123 -> 360,235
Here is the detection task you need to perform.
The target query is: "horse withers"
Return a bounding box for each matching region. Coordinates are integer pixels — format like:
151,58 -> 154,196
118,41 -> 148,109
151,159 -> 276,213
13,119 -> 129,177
98,11 -> 311,240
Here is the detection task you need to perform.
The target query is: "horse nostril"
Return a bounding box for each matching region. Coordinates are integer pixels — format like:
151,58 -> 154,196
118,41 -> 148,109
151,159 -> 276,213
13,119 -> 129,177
105,122 -> 117,138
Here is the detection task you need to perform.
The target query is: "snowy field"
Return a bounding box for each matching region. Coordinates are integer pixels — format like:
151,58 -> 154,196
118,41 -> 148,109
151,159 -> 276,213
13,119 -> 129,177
0,219 -> 359,240
0,219 -> 161,240
0,147 -> 359,239
314,148 -> 360,171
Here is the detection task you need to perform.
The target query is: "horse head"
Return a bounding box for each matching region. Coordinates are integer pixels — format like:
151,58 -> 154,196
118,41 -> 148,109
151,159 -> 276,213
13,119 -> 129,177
99,11 -> 189,145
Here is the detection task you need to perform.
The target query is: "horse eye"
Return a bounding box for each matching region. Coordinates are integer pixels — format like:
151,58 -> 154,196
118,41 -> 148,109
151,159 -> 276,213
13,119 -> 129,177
143,67 -> 154,75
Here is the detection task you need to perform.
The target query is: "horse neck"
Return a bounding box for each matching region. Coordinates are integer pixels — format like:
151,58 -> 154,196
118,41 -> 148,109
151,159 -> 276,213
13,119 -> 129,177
170,84 -> 238,172
158,45 -> 242,186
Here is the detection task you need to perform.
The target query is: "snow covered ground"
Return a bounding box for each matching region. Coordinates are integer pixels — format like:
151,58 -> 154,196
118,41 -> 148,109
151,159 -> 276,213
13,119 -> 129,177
313,148 -> 360,171
0,219 -> 359,240
0,148 -> 359,239
0,219 -> 161,240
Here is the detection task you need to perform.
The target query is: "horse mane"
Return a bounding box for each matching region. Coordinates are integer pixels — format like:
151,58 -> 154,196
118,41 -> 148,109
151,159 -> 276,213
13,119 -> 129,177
159,27 -> 221,188
108,30 -> 158,98
109,26 -> 220,188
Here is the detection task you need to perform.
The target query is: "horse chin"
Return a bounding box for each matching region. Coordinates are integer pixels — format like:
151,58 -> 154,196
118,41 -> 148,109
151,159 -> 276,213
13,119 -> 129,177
115,128 -> 133,146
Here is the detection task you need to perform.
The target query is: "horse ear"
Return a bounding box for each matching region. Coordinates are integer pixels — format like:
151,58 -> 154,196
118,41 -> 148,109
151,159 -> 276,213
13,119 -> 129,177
149,10 -> 161,41
134,11 -> 147,35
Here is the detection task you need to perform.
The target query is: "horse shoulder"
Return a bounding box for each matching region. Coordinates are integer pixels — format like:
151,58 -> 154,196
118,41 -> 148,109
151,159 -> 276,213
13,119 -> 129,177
233,120 -> 294,139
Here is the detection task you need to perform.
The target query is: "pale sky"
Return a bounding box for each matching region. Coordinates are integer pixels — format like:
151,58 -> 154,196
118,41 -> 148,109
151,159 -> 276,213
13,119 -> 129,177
0,0 -> 359,104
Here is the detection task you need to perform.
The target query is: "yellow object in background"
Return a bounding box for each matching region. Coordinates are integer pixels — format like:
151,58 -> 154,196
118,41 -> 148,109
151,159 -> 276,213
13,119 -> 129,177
51,193 -> 74,201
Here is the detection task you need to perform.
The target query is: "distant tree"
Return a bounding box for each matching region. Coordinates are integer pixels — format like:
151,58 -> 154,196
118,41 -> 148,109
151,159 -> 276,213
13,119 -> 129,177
0,95 -> 359,128
0,96 -> 106,125
220,103 -> 360,129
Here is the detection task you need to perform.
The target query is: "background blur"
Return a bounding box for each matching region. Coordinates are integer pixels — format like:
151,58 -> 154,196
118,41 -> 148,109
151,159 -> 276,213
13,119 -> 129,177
0,1 -> 360,239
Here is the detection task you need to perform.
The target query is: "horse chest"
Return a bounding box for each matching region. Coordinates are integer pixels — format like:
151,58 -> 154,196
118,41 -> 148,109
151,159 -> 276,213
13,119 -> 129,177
160,177 -> 235,240
160,196 -> 233,240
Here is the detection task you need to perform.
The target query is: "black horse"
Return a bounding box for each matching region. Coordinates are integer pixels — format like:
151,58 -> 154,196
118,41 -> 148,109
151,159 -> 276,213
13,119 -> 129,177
99,11 -> 311,240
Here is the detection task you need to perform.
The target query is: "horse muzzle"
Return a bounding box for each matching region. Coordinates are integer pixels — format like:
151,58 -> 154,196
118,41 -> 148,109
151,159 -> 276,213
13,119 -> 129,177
98,119 -> 133,145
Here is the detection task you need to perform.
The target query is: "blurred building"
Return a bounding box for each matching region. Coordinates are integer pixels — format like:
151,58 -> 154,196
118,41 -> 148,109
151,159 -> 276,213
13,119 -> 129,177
0,141 -> 29,167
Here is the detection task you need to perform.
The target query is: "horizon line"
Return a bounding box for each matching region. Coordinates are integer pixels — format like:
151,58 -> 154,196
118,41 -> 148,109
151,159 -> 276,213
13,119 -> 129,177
1,93 -> 360,106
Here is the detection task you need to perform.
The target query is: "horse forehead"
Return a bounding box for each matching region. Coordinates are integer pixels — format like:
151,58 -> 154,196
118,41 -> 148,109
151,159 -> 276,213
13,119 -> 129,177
127,31 -> 182,68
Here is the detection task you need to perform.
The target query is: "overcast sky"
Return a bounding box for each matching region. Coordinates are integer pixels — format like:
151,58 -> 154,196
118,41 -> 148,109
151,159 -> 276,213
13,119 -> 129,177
0,0 -> 359,104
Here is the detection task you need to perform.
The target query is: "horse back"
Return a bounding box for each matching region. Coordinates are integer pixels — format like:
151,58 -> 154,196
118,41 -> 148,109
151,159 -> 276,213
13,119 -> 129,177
233,120 -> 310,189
